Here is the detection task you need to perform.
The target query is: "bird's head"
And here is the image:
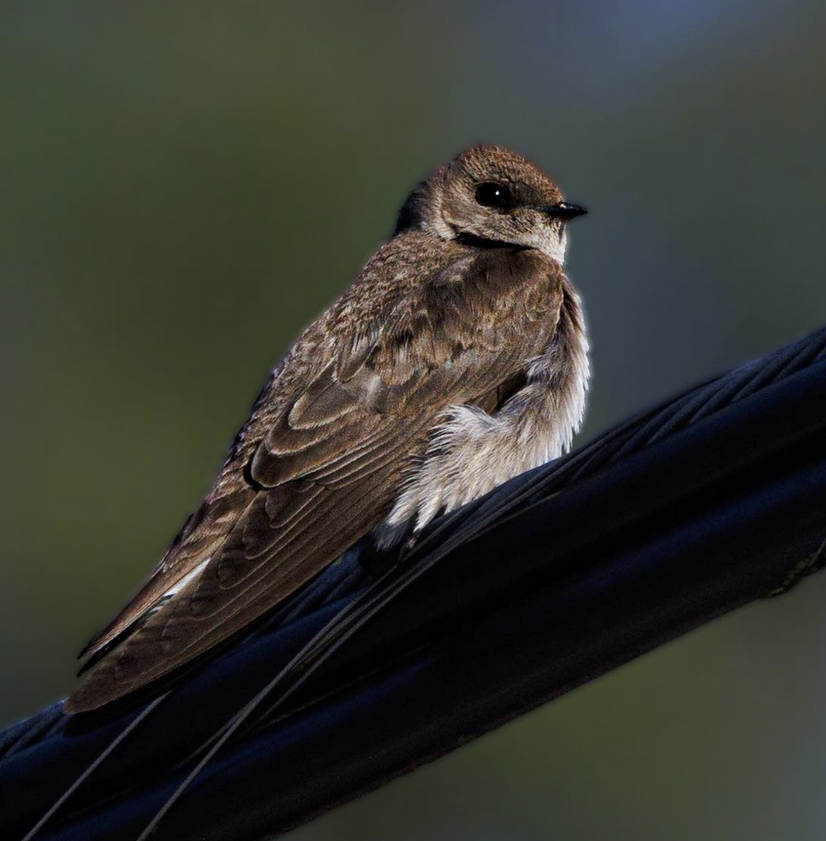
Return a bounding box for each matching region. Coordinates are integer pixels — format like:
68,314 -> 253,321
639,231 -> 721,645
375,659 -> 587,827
395,144 -> 587,265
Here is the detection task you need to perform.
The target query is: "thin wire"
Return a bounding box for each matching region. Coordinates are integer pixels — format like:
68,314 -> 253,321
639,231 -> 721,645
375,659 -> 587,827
21,693 -> 169,841
135,569 -> 401,840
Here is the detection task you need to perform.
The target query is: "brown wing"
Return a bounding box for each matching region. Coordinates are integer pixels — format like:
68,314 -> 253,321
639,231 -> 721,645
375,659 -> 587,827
65,244 -> 563,712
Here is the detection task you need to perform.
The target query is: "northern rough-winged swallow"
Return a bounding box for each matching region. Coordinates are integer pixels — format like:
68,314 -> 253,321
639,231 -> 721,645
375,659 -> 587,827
65,145 -> 590,713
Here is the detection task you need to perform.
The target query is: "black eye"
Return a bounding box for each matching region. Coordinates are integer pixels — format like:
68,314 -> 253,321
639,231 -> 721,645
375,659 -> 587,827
474,182 -> 513,210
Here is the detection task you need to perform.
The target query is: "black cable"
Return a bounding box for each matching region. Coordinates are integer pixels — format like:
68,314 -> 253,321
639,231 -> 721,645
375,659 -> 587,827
2,325 -> 826,840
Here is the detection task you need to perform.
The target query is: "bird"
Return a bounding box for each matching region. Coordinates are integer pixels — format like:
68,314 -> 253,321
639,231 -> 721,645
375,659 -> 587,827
64,144 -> 590,714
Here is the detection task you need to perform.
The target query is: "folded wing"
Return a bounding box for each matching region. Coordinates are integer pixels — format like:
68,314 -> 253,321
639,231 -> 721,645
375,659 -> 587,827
66,244 -> 563,712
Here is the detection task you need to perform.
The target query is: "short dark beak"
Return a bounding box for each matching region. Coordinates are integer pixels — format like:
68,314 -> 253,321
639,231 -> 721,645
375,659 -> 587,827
539,202 -> 588,220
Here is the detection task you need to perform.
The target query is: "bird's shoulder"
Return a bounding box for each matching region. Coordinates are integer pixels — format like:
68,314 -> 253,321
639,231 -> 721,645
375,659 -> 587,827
322,232 -> 565,371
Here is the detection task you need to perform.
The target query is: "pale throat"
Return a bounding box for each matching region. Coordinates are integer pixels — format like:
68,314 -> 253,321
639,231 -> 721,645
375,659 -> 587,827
538,226 -> 568,266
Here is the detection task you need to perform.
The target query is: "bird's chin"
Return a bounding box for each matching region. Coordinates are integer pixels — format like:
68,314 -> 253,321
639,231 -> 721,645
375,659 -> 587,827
534,227 -> 568,266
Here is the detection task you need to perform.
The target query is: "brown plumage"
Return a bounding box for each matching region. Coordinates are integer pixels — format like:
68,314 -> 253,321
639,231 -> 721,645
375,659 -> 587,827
65,145 -> 590,712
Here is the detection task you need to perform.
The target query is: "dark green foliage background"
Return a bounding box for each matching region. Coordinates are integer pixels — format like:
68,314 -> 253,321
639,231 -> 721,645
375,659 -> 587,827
2,2 -> 826,838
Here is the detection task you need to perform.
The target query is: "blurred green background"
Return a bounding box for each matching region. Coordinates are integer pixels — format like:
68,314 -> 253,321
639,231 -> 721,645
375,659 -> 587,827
3,1 -> 826,838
